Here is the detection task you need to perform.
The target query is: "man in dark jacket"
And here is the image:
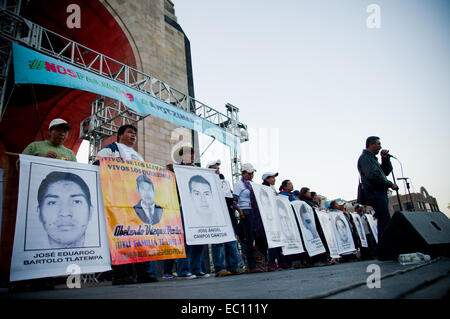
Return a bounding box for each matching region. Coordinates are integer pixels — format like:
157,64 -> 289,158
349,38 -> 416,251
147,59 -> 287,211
357,136 -> 399,240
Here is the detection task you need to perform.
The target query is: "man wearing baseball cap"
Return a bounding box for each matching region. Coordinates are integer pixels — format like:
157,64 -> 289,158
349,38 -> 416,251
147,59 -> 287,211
21,118 -> 76,162
232,163 -> 266,273
206,159 -> 245,277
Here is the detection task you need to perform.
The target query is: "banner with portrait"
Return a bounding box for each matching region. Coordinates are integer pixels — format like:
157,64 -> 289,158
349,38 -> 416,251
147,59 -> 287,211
316,211 -> 340,259
10,155 -> 111,281
291,201 -> 326,257
173,165 -> 236,245
329,210 -> 355,255
99,157 -> 185,265
275,197 -> 305,255
351,213 -> 368,248
251,182 -> 284,249
365,214 -> 378,243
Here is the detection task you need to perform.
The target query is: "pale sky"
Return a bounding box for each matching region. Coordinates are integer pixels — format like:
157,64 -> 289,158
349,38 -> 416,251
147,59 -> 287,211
170,0 -> 450,216
77,0 -> 449,216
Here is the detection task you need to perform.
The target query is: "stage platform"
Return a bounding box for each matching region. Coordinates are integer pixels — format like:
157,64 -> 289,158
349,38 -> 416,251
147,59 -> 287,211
1,258 -> 449,299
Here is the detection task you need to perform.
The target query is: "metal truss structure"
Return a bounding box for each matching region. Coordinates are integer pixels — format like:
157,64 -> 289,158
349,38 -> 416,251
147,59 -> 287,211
0,0 -> 21,118
0,5 -> 248,182
79,96 -> 148,163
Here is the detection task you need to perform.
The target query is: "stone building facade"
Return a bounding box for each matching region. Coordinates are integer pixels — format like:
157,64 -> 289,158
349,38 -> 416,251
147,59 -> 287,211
0,0 -> 199,282
388,186 -> 440,214
102,0 -> 197,166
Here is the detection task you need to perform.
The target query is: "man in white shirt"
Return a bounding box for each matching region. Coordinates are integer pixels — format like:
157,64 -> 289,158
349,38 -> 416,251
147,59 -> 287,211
94,124 -> 158,285
94,124 -> 143,164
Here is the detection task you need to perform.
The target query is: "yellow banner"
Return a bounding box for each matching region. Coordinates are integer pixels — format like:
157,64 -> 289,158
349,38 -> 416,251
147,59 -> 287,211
99,157 -> 185,265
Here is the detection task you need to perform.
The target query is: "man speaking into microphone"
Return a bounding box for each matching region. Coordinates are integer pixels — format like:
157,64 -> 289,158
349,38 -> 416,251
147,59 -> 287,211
357,136 -> 399,243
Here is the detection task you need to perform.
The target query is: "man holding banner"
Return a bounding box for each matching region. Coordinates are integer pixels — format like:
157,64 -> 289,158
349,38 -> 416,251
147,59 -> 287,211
94,124 -> 143,164
95,124 -> 158,285
207,160 -> 245,277
21,118 -> 76,162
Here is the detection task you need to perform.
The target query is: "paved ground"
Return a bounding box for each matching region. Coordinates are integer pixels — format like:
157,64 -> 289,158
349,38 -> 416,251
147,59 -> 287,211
1,257 -> 449,299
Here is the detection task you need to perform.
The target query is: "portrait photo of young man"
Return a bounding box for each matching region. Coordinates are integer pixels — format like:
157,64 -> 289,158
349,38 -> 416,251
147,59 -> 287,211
34,171 -> 94,249
133,174 -> 163,225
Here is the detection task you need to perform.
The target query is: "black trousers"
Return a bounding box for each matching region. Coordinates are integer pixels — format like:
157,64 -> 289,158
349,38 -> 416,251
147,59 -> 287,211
365,189 -> 391,239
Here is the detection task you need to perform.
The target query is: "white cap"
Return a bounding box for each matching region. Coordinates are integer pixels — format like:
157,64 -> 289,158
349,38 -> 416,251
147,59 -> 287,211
206,159 -> 221,168
241,163 -> 256,173
262,172 -> 278,181
49,118 -> 71,130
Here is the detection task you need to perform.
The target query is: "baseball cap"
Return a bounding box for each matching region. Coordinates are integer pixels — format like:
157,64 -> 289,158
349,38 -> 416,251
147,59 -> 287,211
241,163 -> 256,173
49,118 -> 71,130
262,172 -> 278,181
206,159 -> 221,168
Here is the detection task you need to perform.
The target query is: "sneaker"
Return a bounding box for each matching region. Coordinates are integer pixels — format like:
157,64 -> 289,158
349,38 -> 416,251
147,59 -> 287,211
177,273 -> 197,280
195,272 -> 210,278
216,270 -> 232,277
161,274 -> 177,280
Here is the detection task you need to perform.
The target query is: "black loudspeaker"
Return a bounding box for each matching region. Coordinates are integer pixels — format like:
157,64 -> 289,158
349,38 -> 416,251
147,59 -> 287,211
377,211 -> 450,261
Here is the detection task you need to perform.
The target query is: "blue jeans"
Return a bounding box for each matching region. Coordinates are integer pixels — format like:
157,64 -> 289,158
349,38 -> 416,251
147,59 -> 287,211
212,240 -> 241,273
177,244 -> 205,276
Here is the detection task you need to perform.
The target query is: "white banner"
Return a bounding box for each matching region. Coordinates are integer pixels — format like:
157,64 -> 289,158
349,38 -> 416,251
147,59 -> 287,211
329,210 -> 356,255
291,201 -> 326,257
251,182 -> 283,248
351,213 -> 368,248
275,196 -> 305,255
365,214 -> 378,243
220,179 -> 233,198
173,165 -> 235,245
10,155 -> 111,281
316,211 -> 340,259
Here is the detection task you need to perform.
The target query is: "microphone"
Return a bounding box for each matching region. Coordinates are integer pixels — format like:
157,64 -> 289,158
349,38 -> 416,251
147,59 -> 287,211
381,150 -> 397,159
387,154 -> 397,159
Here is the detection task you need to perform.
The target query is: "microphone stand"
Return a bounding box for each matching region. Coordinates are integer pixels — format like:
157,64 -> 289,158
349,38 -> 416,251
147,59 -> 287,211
388,157 -> 403,212
398,177 -> 414,211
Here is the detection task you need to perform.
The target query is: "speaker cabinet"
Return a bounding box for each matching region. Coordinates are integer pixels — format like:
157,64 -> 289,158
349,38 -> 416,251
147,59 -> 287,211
377,211 -> 450,260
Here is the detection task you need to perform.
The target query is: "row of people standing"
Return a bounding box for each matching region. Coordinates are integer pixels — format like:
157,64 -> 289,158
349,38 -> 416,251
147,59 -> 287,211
18,118 -> 378,288
232,165 -> 379,272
